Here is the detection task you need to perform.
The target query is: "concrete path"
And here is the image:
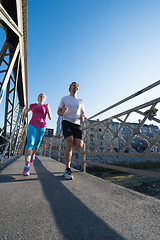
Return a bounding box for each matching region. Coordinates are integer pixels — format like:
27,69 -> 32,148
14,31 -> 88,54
0,156 -> 160,240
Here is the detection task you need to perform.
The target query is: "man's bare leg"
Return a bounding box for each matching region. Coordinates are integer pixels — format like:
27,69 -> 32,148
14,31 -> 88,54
65,136 -> 74,169
74,138 -> 83,150
65,137 -> 83,168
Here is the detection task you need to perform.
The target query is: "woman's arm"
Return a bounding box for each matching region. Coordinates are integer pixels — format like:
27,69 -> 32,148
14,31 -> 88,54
25,105 -> 32,117
46,104 -> 52,120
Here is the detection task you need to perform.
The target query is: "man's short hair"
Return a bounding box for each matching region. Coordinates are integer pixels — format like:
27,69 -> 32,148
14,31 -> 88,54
69,82 -> 79,92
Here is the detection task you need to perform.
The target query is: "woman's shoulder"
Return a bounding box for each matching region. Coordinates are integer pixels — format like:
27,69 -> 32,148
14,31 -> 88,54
30,103 -> 37,108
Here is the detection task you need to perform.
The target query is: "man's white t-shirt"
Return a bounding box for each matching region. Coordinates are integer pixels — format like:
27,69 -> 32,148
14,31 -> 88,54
59,95 -> 84,125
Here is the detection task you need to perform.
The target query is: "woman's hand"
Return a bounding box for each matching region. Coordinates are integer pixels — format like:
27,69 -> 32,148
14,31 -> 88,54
46,104 -> 50,112
25,106 -> 31,117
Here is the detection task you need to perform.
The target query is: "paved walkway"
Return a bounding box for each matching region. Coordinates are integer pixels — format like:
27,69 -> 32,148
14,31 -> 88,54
0,156 -> 160,240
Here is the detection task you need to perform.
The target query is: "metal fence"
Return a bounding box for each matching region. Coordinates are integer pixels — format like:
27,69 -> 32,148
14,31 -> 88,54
0,105 -> 27,162
39,81 -> 160,179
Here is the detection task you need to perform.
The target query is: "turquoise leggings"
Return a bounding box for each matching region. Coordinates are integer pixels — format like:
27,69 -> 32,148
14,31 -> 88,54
25,125 -> 46,150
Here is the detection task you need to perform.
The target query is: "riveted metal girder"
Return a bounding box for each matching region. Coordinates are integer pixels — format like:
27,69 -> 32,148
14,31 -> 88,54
0,0 -> 28,161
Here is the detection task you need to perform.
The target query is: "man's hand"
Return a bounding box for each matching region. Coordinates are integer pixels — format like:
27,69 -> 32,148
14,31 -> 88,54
62,107 -> 68,115
80,110 -> 85,122
57,107 -> 68,116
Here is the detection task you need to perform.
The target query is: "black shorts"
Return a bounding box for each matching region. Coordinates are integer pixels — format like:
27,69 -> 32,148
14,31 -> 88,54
62,120 -> 82,140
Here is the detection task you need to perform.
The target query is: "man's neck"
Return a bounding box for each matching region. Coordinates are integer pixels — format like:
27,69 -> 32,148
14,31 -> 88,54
70,92 -> 77,97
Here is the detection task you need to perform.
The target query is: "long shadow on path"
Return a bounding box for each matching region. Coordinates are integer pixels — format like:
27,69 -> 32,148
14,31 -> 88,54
34,158 -> 124,240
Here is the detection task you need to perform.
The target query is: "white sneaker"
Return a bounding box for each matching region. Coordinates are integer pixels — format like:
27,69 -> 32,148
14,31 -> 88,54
63,168 -> 74,180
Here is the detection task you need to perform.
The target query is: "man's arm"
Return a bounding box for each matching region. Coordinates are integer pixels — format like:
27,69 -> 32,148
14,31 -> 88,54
80,110 -> 85,122
80,101 -> 85,122
57,107 -> 68,116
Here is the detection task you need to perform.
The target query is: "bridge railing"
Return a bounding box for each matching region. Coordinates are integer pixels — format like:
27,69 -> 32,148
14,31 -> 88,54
0,105 -> 27,163
39,81 -> 160,178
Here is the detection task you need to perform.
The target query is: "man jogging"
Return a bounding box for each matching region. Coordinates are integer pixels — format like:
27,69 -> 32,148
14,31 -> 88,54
57,82 -> 85,180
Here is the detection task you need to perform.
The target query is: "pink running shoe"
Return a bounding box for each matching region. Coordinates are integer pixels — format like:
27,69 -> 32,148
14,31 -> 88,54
30,155 -> 35,163
22,164 -> 30,176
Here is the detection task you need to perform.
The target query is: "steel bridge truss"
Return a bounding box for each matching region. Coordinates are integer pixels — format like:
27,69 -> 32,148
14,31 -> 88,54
0,0 -> 28,162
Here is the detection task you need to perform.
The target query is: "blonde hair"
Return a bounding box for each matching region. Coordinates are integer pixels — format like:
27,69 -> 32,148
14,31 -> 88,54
38,93 -> 46,99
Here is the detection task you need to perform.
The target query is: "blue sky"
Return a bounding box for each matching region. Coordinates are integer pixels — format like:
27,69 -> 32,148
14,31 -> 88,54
1,0 -> 160,132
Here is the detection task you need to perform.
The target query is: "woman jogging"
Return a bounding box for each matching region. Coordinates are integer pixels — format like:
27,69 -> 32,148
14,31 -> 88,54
22,93 -> 52,176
